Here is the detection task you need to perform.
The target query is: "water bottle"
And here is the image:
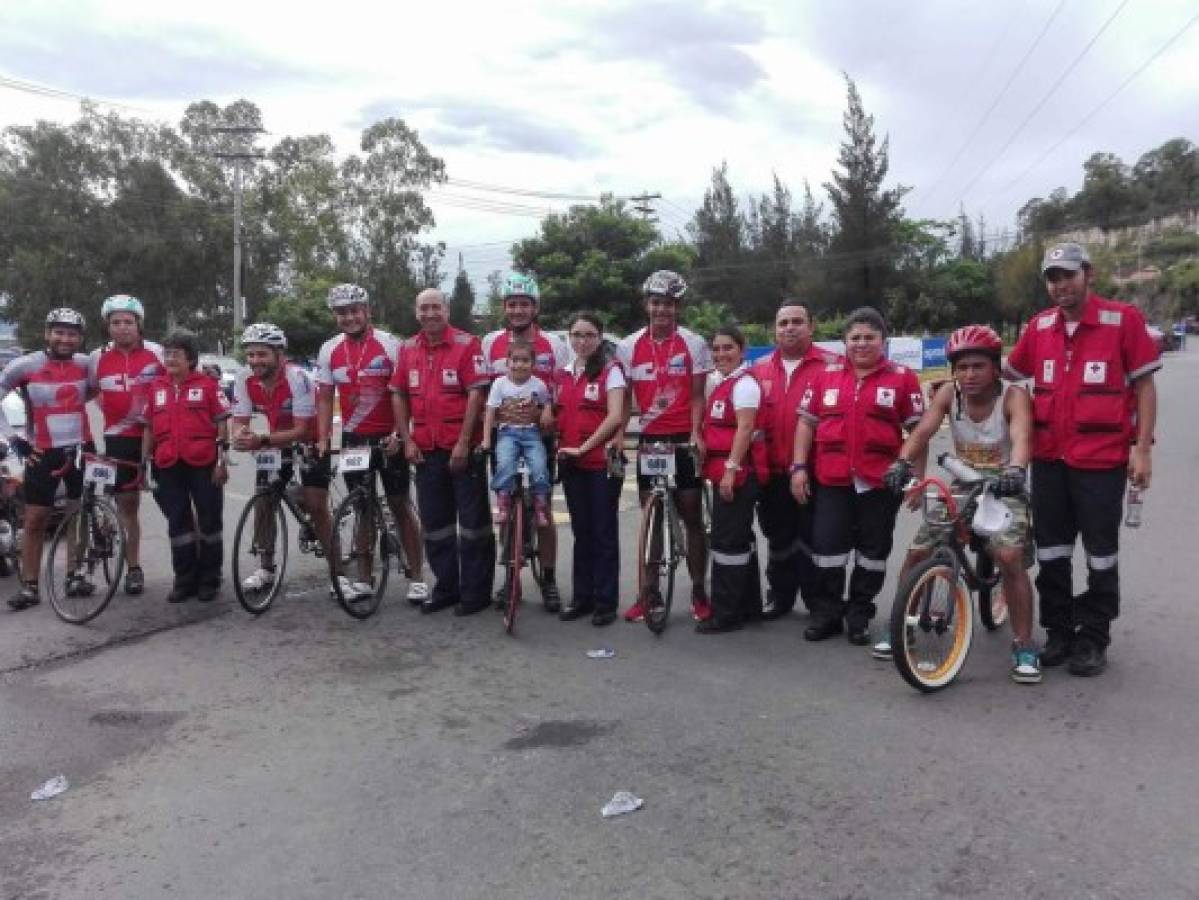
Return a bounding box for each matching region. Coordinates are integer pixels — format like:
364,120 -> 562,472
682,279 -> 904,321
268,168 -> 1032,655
938,453 -> 984,484
1124,485 -> 1143,528
0,520 -> 12,554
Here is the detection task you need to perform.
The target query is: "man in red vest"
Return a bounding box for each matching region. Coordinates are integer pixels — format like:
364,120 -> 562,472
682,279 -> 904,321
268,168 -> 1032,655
1005,242 -> 1160,677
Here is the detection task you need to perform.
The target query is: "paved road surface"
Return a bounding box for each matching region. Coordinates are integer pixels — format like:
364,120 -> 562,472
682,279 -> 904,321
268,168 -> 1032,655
1,351 -> 1196,899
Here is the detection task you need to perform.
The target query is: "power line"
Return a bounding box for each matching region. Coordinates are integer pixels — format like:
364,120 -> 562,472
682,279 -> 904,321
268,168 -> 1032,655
0,73 -> 154,114
445,177 -> 627,202
913,0 -> 1068,211
992,8 -> 1199,197
954,0 -> 1131,203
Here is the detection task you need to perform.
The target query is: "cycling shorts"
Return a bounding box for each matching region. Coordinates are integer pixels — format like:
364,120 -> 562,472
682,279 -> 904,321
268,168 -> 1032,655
103,435 -> 145,491
23,444 -> 87,508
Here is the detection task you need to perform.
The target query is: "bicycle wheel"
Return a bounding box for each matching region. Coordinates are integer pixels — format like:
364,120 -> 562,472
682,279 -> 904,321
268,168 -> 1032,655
503,493 -> 524,634
890,557 -> 974,692
639,494 -> 675,635
973,551 -> 1008,630
232,490 -> 288,615
44,497 -> 125,624
330,489 -> 389,619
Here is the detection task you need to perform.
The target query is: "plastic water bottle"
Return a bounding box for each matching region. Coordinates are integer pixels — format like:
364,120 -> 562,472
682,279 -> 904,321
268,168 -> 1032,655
938,453 -> 984,484
1124,486 -> 1143,528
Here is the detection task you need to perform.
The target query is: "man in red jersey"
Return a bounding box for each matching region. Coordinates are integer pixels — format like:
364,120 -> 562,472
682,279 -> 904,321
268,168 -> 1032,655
89,294 -> 164,596
481,271 -> 570,612
616,270 -> 714,623
314,284 -> 425,602
1,309 -> 94,610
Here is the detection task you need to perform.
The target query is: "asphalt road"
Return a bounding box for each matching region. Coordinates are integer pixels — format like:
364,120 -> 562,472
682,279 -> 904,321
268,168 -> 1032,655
1,351 -> 1197,900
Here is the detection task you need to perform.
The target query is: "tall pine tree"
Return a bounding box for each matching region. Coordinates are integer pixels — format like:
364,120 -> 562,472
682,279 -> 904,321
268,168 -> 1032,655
449,263 -> 476,330
823,76 -> 907,312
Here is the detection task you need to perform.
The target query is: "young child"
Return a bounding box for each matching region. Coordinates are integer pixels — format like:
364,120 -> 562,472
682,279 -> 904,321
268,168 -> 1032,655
482,340 -> 553,526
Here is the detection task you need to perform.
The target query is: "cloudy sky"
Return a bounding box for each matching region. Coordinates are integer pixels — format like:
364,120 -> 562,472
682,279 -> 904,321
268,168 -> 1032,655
2,0 -> 1197,288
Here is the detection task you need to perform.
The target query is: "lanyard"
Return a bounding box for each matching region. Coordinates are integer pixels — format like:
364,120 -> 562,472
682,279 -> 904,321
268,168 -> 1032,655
650,332 -> 682,399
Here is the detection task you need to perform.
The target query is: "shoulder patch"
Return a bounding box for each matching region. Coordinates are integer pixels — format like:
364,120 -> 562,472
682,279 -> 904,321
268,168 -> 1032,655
1099,310 -> 1122,326
453,333 -> 471,345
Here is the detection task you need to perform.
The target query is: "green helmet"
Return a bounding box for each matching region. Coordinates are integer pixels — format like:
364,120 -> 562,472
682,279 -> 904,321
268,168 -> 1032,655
500,271 -> 540,303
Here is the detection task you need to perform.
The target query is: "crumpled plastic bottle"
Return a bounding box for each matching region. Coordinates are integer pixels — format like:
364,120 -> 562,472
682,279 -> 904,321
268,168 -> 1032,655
601,791 -> 644,818
31,775 -> 69,801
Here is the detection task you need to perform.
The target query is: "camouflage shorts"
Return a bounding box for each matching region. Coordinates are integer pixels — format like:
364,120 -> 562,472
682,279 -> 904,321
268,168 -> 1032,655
910,492 -> 1034,569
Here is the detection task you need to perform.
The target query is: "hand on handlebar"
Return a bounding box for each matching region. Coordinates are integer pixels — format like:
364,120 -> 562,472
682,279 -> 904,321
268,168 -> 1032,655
884,458 -> 914,495
994,465 -> 1027,498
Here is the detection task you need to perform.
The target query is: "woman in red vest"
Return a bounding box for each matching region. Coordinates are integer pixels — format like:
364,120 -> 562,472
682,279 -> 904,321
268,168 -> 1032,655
790,308 -> 923,645
555,313 -> 627,627
699,325 -> 767,633
142,330 -> 231,603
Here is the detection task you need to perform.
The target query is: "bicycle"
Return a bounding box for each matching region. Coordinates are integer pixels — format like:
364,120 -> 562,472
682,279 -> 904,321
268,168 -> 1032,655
635,441 -> 696,635
43,447 -> 139,624
231,445 -> 334,615
328,441 -> 408,619
887,453 -> 1015,692
485,450 -> 542,635
0,441 -> 25,578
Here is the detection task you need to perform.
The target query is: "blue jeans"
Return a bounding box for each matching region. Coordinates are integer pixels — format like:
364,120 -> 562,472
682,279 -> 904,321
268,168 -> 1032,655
491,427 -> 550,497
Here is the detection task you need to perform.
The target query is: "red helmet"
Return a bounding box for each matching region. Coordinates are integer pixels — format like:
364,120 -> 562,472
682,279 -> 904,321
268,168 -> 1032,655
947,325 -> 1003,363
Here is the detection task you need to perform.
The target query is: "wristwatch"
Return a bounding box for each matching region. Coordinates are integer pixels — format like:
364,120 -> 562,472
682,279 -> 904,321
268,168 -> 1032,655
724,461 -> 741,472
790,462 -> 808,474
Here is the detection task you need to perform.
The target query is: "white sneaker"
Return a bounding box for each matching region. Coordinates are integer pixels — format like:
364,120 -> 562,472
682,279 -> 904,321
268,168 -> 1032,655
406,581 -> 430,603
332,575 -> 373,600
242,568 -> 275,591
871,636 -> 893,660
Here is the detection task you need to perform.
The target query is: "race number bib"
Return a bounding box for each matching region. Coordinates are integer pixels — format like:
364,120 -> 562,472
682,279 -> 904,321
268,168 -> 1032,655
254,448 -> 282,472
84,460 -> 117,489
339,448 -> 371,472
639,451 -> 677,477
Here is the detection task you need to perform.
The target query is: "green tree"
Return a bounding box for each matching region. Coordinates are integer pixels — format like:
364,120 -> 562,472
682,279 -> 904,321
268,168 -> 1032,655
258,276 -> 337,359
994,240 -> 1046,333
1075,152 -> 1135,232
449,267 -> 476,330
823,75 -> 908,312
689,162 -> 749,309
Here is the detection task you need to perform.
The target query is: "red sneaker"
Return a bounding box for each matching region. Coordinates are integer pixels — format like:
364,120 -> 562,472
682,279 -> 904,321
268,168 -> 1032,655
623,598 -> 647,622
691,593 -> 712,622
495,492 -> 511,524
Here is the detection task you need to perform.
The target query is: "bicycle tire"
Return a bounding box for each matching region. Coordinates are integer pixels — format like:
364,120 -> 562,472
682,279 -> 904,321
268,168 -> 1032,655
232,491 -> 288,615
974,551 -> 1008,630
44,497 -> 125,625
504,493 -> 523,634
890,557 -> 974,692
640,494 -> 674,635
330,489 -> 389,619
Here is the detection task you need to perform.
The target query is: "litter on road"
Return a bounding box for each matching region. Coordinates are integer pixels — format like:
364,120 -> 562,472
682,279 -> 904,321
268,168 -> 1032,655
30,775 -> 69,801
601,791 -> 644,818
586,647 -> 616,659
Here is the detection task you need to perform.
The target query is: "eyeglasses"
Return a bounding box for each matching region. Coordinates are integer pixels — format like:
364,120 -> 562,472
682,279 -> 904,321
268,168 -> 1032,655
569,331 -> 600,340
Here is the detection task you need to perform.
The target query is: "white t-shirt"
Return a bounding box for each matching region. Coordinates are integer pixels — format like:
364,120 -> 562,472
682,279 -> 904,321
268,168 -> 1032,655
781,357 -> 802,379
487,375 -> 551,430
710,365 -> 761,409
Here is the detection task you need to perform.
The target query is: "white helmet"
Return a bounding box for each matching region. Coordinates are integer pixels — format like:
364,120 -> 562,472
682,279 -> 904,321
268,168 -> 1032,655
327,283 -> 369,309
101,294 -> 145,321
241,322 -> 287,350
46,308 -> 85,329
642,270 -> 687,300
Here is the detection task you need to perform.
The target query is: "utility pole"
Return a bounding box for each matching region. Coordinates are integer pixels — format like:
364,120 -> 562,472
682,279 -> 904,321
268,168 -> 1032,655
629,191 -> 661,224
214,126 -> 265,353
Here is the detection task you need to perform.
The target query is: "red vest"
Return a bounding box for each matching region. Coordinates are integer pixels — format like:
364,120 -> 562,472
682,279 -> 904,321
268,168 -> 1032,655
555,361 -> 619,471
394,326 -> 490,452
751,345 -> 839,475
1006,295 -> 1161,469
803,360 -> 923,488
148,372 -> 229,468
701,370 -> 768,487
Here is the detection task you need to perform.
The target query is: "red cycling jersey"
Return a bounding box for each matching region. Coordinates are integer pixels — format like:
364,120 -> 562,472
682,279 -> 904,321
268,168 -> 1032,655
0,351 -> 93,450
482,326 -> 570,380
315,328 -> 402,437
89,341 -> 166,437
616,326 -> 713,435
232,363 -> 317,434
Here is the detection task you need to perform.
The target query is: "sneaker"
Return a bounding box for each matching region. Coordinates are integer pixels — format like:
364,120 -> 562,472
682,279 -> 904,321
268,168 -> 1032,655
66,574 -> 95,598
1067,638 -> 1107,677
495,492 -> 511,524
1011,644 -> 1043,684
691,593 -> 712,623
241,568 -> 276,592
124,566 -> 145,596
533,495 -> 550,528
406,581 -> 430,604
334,575 -> 372,601
7,582 -> 39,610
871,635 -> 893,660
623,598 -> 647,622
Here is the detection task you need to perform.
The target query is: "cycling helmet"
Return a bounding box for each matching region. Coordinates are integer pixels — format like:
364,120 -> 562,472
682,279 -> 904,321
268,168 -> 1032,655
241,322 -> 287,350
642,270 -> 687,300
499,271 -> 540,303
946,325 -> 1003,363
327,283 -> 369,309
46,308 -> 85,329
101,294 -> 145,321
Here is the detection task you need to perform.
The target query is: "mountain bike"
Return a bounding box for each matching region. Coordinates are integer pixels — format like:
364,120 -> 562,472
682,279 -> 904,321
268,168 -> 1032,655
888,453 -> 1013,692
635,441 -> 696,635
231,445 -> 334,615
43,448 -> 140,624
487,451 -> 542,636
328,441 -> 407,619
